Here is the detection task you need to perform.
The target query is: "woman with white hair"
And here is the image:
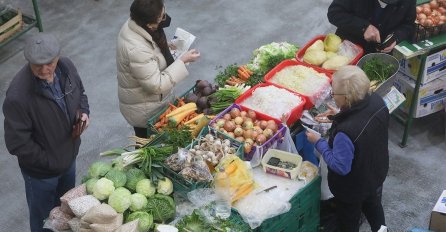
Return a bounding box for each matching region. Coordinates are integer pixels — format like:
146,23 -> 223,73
306,65 -> 390,231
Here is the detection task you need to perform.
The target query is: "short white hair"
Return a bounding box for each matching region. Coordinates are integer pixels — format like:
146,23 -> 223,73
332,65 -> 370,107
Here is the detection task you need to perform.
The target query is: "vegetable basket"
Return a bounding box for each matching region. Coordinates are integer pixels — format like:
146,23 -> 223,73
263,59 -> 332,109
295,35 -> 364,73
160,126 -> 243,198
146,85 -> 196,136
234,83 -> 306,125
356,53 -> 399,95
209,104 -> 286,161
0,8 -> 23,43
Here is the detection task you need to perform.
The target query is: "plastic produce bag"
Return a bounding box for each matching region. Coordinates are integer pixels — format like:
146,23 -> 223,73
68,195 -> 101,218
60,184 -> 87,215
43,206 -> 73,231
337,40 -> 361,62
308,81 -> 331,108
80,203 -> 123,232
164,148 -> 188,172
187,188 -> 218,208
179,155 -> 213,182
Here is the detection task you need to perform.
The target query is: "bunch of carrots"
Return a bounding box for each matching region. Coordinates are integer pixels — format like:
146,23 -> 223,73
225,65 -> 254,86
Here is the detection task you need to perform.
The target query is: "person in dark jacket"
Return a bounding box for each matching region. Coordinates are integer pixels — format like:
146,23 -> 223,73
3,33 -> 90,232
327,0 -> 416,53
306,65 -> 390,232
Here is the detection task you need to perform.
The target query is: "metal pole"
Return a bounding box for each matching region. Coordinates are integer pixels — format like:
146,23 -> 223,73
31,0 -> 43,32
400,54 -> 426,147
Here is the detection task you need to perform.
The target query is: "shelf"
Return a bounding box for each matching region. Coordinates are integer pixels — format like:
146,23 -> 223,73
0,10 -> 37,48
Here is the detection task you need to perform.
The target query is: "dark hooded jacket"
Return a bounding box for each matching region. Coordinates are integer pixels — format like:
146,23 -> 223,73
3,57 -> 89,178
327,0 -> 416,53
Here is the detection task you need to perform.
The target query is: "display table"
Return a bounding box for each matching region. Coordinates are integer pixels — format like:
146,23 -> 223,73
0,0 -> 43,48
393,34 -> 446,147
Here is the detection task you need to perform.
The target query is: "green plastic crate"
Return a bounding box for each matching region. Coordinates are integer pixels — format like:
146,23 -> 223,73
253,176 -> 321,232
161,126 -> 244,198
145,85 -> 196,136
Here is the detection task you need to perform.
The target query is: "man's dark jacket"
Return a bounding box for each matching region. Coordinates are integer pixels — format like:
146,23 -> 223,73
3,57 -> 89,178
328,93 -> 389,203
327,0 -> 416,53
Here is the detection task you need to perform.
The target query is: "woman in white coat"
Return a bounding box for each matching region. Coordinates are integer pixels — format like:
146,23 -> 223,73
117,0 -> 200,137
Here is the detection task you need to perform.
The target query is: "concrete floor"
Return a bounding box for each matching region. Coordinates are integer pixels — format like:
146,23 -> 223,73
0,0 -> 445,231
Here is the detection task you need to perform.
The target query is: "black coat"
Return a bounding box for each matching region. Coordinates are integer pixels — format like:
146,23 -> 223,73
328,93 -> 389,203
3,57 -> 89,178
327,0 -> 416,53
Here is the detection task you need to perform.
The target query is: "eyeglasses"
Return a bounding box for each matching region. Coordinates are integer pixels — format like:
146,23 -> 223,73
54,86 -> 74,100
330,89 -> 346,98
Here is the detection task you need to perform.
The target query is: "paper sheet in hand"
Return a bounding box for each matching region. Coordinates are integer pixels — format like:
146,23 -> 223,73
382,86 -> 406,113
171,28 -> 196,60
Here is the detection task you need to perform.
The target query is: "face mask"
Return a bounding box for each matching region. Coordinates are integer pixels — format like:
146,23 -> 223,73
158,14 -> 171,29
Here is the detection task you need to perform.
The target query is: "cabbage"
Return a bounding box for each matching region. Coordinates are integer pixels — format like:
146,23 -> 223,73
108,187 -> 131,213
88,161 -> 112,178
85,178 -> 98,194
136,179 -> 156,197
303,50 -> 327,66
126,168 -> 147,192
157,178 -> 173,196
306,40 -> 324,51
324,33 -> 342,52
93,177 -> 115,200
248,42 -> 299,73
126,211 -> 154,232
105,169 -> 127,188
146,194 -> 175,223
322,55 -> 350,70
130,193 -> 148,211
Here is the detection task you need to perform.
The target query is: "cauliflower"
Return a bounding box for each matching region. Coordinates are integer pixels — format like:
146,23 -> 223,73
157,178 -> 173,196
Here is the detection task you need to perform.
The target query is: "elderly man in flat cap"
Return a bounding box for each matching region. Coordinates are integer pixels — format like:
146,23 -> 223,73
3,33 -> 90,232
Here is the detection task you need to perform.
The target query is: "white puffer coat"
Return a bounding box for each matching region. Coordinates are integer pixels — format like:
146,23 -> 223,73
116,19 -> 188,127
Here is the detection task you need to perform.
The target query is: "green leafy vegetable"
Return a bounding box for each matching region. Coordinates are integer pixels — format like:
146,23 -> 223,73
93,177 -> 115,200
105,169 -> 127,188
108,187 -> 132,213
126,211 -> 154,232
88,161 -> 112,178
129,193 -> 148,211
121,145 -> 174,175
136,179 -> 156,197
165,125 -> 192,153
125,168 -> 147,192
362,57 -> 396,83
146,194 -> 176,223
215,64 -> 239,87
85,178 -> 98,194
247,42 -> 299,75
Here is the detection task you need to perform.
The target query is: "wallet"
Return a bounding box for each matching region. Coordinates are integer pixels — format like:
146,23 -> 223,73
72,110 -> 86,140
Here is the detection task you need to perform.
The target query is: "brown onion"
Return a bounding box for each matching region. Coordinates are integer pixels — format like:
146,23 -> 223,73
230,108 -> 241,119
234,127 -> 244,137
243,129 -> 253,139
418,13 -> 427,20
266,122 -> 278,133
417,6 -> 423,13
223,113 -> 231,121
240,111 -> 247,117
244,143 -> 252,153
245,138 -> 254,145
263,128 -> 274,138
224,121 -> 236,132
256,134 -> 267,145
247,110 -> 256,120
424,6 -> 432,15
431,0 -> 439,9
236,136 -> 245,142
234,116 -> 243,125
259,120 -> 268,130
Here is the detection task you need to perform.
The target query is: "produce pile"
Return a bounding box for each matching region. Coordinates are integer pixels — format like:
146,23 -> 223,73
362,57 -> 397,91
416,0 -> 446,27
269,65 -> 331,96
302,34 -> 350,70
238,85 -> 303,119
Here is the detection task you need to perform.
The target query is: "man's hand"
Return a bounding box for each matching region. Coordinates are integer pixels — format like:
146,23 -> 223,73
378,41 -> 396,53
306,130 -> 321,144
364,24 -> 381,43
72,112 -> 89,140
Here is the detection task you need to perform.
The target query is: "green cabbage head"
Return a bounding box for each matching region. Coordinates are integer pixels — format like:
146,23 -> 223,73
85,178 -> 98,194
125,168 -> 146,192
324,33 -> 342,52
126,211 -> 154,232
108,187 -> 132,213
88,161 -> 112,178
105,169 -> 127,188
136,179 -> 156,197
93,177 -> 115,200
130,193 -> 148,211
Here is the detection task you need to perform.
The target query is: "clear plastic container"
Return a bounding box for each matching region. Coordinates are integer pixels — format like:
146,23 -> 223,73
213,168 -> 231,219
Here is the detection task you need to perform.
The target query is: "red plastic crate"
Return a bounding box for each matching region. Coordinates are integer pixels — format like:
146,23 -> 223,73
234,83 -> 305,126
264,59 -> 332,109
295,35 -> 364,73
209,104 -> 286,161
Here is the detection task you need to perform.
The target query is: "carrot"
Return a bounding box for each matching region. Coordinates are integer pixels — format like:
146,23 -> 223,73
154,121 -> 162,129
177,97 -> 185,107
226,80 -> 237,85
238,69 -> 250,81
241,66 -> 253,75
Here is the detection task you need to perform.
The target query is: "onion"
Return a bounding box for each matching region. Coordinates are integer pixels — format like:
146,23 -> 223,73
245,138 -> 254,145
251,131 -> 259,140
236,136 -> 245,142
418,13 -> 427,20
438,6 -> 446,14
234,127 -> 244,137
431,0 -> 439,9
227,132 -> 235,138
263,128 -> 274,138
243,129 -> 253,139
247,110 -> 257,120
441,15 -> 446,21
424,6 -> 432,15
224,121 -> 236,132
216,119 -> 225,128
230,108 -> 241,119
223,113 -> 231,121
417,6 -> 423,13
256,134 -> 267,145
234,116 -> 243,125
259,120 -> 268,130
266,122 -> 278,133
240,111 -> 247,117
420,18 -> 427,26
425,18 -> 434,26
242,120 -> 254,130
244,143 -> 252,153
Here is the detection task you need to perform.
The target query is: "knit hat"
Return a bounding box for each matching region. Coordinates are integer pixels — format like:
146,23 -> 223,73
24,33 -> 61,65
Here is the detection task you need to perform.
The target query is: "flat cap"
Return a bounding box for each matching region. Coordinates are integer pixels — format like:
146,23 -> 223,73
24,33 -> 61,65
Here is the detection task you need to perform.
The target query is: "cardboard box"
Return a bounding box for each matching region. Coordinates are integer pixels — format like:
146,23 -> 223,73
429,190 -> 446,232
393,71 -> 446,118
399,48 -> 446,85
